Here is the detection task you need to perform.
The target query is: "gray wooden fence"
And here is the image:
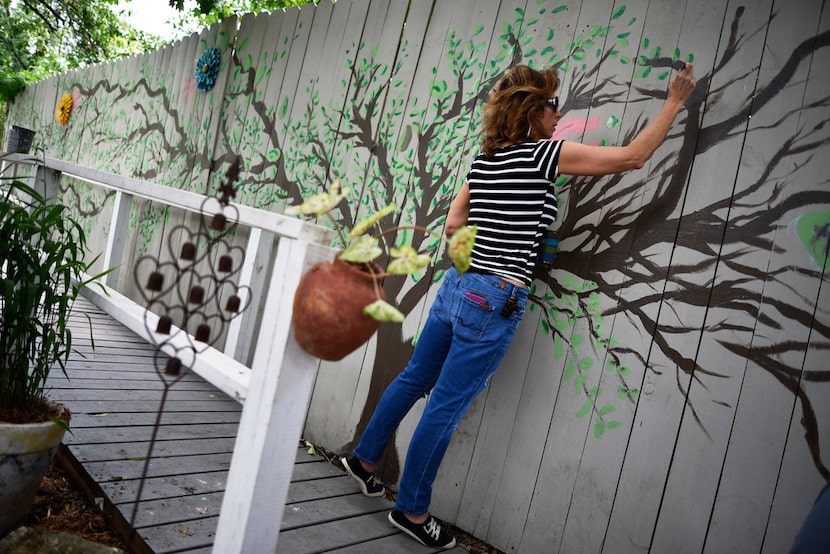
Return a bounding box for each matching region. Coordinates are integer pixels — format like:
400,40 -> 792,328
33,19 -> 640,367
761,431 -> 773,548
6,0 -> 829,552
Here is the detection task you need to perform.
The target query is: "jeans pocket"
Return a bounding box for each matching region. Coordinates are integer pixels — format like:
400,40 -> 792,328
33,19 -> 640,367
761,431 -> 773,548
455,292 -> 496,342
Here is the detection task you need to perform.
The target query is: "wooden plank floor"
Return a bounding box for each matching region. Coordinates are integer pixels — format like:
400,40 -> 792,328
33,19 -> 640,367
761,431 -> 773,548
46,296 -> 467,553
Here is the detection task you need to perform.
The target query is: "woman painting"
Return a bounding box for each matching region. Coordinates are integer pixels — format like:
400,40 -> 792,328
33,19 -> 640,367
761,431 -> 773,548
342,62 -> 697,550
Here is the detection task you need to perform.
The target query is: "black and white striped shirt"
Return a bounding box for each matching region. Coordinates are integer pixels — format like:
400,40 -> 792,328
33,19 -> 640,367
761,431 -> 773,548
466,139 -> 563,286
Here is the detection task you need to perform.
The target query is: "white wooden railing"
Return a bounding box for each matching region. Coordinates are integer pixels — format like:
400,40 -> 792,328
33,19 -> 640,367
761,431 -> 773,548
3,152 -> 336,552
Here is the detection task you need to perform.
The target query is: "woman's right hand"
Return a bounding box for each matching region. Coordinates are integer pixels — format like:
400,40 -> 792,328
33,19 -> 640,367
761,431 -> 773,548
668,63 -> 696,107
558,62 -> 697,178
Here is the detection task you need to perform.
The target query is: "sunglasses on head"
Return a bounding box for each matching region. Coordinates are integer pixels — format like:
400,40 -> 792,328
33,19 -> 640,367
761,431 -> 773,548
545,96 -> 560,111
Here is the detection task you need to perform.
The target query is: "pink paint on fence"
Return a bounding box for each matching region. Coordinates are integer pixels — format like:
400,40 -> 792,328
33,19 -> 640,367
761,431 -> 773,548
551,116 -> 601,142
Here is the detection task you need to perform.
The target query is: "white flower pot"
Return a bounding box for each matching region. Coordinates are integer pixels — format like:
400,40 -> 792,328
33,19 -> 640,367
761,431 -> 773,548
0,417 -> 67,537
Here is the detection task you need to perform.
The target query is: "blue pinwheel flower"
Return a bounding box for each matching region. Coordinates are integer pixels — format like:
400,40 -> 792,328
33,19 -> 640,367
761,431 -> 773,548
195,47 -> 222,92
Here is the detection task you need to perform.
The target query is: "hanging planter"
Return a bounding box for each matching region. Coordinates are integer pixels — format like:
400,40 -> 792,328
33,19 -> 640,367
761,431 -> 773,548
286,179 -> 477,361
293,256 -> 385,361
195,47 -> 222,92
6,126 -> 35,154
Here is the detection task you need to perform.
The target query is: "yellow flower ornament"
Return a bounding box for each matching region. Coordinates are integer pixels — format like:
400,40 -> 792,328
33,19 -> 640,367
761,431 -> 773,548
56,93 -> 74,125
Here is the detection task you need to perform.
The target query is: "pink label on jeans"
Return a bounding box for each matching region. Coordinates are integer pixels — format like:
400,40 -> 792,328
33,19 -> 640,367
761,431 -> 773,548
464,292 -> 487,305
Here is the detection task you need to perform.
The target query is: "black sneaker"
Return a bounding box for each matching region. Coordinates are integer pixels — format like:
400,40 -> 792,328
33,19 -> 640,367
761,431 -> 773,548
341,455 -> 385,497
388,509 -> 457,550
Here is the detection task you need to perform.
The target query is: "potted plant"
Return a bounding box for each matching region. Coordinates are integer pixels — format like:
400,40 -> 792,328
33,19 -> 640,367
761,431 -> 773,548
0,160 -> 108,537
288,180 -> 476,361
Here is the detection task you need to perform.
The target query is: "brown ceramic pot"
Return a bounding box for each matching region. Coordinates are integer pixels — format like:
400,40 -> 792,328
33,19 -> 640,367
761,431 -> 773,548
292,255 -> 385,361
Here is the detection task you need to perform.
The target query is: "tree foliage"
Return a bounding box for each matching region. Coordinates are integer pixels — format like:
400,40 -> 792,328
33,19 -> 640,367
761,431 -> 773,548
0,0 -> 157,82
167,0 -> 319,30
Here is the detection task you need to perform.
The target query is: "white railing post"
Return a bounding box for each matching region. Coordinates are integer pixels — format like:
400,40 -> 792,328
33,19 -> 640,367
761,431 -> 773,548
213,238 -> 333,553
224,227 -> 274,365
33,163 -> 60,201
102,190 -> 132,288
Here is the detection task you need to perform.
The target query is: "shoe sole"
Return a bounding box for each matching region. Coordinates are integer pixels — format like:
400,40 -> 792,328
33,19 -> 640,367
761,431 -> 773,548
341,457 -> 385,498
388,511 -> 457,550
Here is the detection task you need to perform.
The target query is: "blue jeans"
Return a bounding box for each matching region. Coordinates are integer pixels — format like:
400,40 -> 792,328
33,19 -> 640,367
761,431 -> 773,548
791,480 -> 830,553
353,267 -> 528,515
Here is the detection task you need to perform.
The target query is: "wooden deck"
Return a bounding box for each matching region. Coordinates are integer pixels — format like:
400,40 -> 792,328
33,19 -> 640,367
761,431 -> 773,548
47,297 -> 468,553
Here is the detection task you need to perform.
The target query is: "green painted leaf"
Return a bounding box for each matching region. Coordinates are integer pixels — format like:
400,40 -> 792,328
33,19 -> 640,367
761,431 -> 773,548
574,373 -> 586,394
611,5 -> 626,19
598,403 -> 616,417
554,335 -> 565,359
563,360 -> 574,381
576,399 -> 592,418
594,420 -> 606,438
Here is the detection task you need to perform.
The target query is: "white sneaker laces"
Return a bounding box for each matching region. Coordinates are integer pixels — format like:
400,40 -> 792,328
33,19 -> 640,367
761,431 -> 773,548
425,518 -> 442,541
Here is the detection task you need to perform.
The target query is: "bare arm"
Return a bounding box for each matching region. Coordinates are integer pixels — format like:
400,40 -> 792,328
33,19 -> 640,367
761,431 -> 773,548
444,182 -> 470,237
558,63 -> 696,177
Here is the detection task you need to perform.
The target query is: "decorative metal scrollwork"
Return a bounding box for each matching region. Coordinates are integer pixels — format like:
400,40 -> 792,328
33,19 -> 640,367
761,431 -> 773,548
134,155 -> 251,381
128,156 -> 251,526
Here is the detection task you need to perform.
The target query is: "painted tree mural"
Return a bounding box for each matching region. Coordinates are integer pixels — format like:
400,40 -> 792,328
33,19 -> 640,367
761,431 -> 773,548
211,3 -> 829,481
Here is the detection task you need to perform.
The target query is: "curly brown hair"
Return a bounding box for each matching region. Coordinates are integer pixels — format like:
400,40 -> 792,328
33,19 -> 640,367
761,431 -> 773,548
481,65 -> 560,157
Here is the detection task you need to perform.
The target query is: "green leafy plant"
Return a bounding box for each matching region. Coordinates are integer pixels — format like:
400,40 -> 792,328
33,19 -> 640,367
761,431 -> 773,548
287,179 -> 476,322
0,75 -> 26,104
0,160 -> 111,422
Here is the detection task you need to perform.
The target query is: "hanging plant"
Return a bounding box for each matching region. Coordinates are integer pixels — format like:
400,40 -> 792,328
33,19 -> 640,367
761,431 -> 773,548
195,47 -> 222,92
55,93 -> 73,125
287,179 -> 477,361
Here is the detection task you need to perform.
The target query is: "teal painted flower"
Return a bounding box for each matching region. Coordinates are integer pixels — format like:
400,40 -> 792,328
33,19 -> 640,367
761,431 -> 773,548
195,47 -> 222,92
